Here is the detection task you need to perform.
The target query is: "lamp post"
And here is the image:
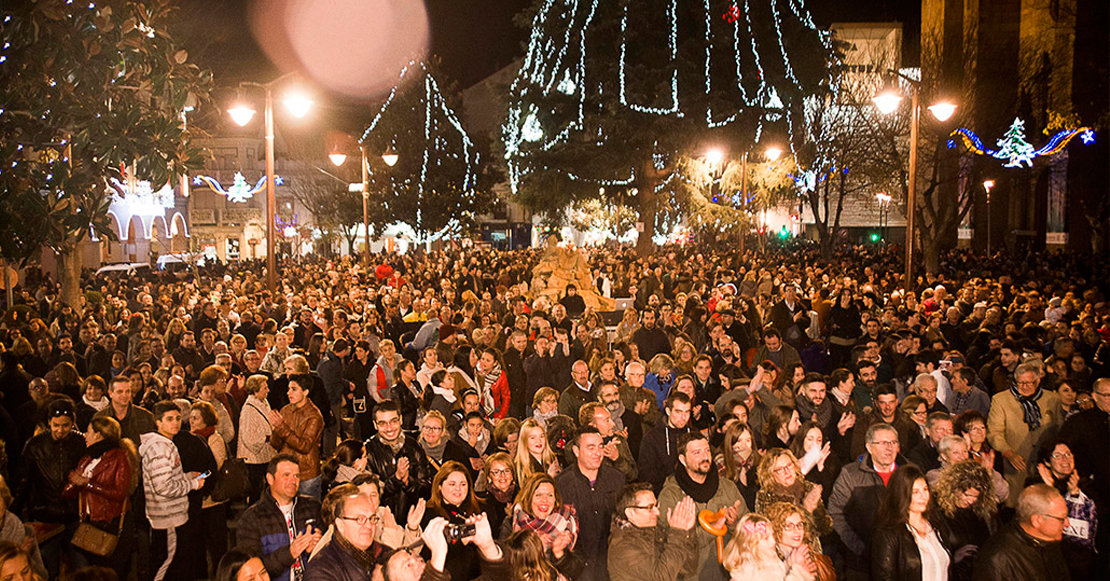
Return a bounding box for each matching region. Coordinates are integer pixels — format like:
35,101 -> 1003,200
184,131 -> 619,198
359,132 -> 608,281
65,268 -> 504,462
876,192 -> 892,241
331,144 -> 398,266
705,144 -> 782,253
873,75 -> 956,293
227,74 -> 313,291
982,179 -> 995,255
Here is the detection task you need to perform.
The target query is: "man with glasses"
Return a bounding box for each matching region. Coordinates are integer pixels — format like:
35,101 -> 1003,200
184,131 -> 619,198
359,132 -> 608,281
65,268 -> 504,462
304,492 -> 383,580
607,483 -> 696,581
829,423 -> 906,580
974,484 -> 1070,580
987,362 -> 1062,506
236,455 -> 323,581
1059,376 -> 1110,564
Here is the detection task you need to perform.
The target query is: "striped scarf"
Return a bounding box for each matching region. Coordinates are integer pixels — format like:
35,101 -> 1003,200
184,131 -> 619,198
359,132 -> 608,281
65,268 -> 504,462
1010,383 -> 1043,430
479,364 -> 502,416
511,503 -> 578,551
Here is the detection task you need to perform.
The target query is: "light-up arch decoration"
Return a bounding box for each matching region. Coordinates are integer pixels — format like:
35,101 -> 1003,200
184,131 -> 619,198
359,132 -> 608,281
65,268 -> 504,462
170,213 -> 189,238
192,172 -> 283,203
947,118 -> 1095,169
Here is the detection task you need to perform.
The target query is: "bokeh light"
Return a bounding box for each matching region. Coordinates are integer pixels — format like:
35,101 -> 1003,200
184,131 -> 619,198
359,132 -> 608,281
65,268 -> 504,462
250,0 -> 430,99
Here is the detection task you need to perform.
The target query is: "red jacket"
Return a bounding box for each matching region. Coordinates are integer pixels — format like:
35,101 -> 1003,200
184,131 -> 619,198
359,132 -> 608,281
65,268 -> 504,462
63,447 -> 133,524
490,372 -> 510,420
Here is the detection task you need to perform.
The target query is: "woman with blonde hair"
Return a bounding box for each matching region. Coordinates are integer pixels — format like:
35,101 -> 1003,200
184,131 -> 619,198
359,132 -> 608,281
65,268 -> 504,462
614,309 -> 639,345
513,419 -> 560,482
764,502 -> 833,581
62,415 -> 137,577
755,449 -> 833,538
722,513 -> 812,580
0,478 -> 45,580
644,353 -> 676,411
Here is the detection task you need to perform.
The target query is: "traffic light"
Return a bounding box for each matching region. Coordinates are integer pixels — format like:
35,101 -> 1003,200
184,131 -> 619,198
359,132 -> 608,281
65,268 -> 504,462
869,232 -> 881,243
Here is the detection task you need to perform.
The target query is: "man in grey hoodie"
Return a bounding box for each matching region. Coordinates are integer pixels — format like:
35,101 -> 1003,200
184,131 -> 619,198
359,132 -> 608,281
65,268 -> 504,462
140,401 -> 208,581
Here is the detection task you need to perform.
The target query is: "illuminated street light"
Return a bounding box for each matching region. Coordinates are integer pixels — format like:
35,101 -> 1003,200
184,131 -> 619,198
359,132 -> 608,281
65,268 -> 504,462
381,147 -> 399,167
228,74 -> 313,290
927,102 -> 957,122
873,74 -> 957,291
283,91 -> 314,118
764,146 -> 783,162
227,104 -> 256,127
329,153 -> 348,167
705,148 -> 725,166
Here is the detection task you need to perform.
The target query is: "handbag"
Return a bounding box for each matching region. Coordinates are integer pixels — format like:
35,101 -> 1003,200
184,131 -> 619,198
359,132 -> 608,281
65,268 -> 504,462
71,496 -> 124,557
211,457 -> 251,502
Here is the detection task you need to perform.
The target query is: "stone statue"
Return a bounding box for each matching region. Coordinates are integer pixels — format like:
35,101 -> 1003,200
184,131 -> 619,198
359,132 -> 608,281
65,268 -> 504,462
530,235 -> 615,311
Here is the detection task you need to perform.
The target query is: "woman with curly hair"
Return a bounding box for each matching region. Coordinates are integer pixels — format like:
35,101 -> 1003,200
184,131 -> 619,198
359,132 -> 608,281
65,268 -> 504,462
932,460 -> 999,581
0,541 -> 43,581
754,449 -> 833,538
764,502 -> 835,581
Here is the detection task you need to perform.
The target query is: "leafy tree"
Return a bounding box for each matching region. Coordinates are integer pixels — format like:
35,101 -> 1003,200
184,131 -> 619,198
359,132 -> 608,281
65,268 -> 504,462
504,0 -> 833,255
0,0 -> 212,304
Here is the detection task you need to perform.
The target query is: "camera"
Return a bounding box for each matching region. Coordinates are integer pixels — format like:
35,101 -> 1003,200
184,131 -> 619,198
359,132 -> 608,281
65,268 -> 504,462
443,523 -> 476,543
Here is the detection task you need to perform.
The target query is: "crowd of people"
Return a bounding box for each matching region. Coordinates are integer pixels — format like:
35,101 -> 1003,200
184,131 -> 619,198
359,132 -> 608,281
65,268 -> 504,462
0,241 -> 1107,581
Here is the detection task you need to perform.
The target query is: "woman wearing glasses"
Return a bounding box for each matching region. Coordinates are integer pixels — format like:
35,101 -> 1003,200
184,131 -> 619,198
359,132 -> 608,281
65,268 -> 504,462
764,502 -> 835,581
419,411 -> 473,477
479,452 -> 517,534
754,449 -> 833,540
1024,438 -> 1098,580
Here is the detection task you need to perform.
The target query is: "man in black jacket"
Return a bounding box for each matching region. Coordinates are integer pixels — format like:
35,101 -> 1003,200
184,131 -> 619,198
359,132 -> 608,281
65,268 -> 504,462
556,428 -> 626,581
631,310 -> 671,362
974,484 -> 1071,581
364,401 -> 432,519
523,335 -> 564,408
502,330 -> 530,419
236,455 -> 323,581
638,392 -> 691,493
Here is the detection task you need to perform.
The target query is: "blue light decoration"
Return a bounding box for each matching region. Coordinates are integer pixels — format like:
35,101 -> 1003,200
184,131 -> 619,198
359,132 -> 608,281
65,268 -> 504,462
275,213 -> 299,238
192,172 -> 283,203
947,117 -> 1095,169
502,0 -> 833,193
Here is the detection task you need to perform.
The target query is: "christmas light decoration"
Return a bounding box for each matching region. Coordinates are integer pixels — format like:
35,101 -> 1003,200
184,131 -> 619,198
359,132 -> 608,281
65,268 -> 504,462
947,118 -> 1095,169
192,172 -> 283,203
503,0 -> 833,193
360,60 -> 480,199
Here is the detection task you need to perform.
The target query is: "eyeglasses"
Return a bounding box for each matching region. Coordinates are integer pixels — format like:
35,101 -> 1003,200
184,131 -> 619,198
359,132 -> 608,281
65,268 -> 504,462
376,418 -> 401,427
338,514 -> 381,527
782,522 -> 805,532
629,504 -> 657,511
870,440 -> 899,447
1016,380 -> 1038,387
772,465 -> 794,476
421,426 -> 444,432
1041,513 -> 1068,523
489,469 -> 513,477
911,409 -> 927,416
1050,451 -> 1073,460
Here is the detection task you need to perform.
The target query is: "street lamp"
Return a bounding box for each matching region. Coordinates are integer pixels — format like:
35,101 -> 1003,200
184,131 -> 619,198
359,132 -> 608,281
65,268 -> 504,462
982,179 -> 995,255
332,145 -> 399,266
228,74 -> 312,291
876,192 -> 892,241
872,73 -> 957,293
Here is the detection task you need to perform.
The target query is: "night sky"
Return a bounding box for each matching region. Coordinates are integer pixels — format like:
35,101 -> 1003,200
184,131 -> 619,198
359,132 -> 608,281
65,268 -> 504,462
177,0 -> 920,132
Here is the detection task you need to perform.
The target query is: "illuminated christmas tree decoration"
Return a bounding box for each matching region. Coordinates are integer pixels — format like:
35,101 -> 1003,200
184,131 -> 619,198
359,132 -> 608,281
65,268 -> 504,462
503,0 -> 831,192
192,172 -> 282,203
947,118 -> 1095,168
